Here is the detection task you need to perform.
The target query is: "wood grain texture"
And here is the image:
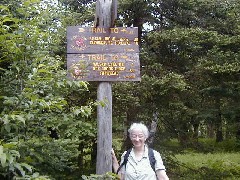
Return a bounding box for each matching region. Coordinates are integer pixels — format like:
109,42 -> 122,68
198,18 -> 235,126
95,0 -> 117,174
96,82 -> 112,174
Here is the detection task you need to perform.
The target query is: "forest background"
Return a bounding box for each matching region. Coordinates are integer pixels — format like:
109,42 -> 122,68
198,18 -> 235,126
0,0 -> 239,179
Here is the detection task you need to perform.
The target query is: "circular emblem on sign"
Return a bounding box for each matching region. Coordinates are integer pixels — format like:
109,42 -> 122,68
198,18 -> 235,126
69,62 -> 89,80
71,36 -> 87,51
75,38 -> 85,47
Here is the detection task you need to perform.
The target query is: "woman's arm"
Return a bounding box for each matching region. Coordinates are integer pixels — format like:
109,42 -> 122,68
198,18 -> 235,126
111,149 -> 119,173
111,149 -> 125,179
156,170 -> 169,180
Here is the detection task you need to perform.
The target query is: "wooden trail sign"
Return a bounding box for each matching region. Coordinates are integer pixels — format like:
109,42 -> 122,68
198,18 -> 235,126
67,53 -> 140,81
67,27 -> 139,54
67,26 -> 140,82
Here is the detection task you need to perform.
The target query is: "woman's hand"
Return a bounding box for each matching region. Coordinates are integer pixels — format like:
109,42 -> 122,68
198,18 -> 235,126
111,149 -> 119,173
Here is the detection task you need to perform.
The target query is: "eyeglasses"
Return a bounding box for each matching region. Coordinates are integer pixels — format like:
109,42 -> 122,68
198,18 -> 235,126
130,134 -> 145,139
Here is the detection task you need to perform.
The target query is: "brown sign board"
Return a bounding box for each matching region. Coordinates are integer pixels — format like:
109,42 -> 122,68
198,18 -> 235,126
67,26 -> 139,54
66,26 -> 140,81
67,53 -> 140,81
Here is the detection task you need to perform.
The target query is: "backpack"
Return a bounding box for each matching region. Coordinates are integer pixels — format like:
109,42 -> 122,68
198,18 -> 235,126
116,148 -> 156,174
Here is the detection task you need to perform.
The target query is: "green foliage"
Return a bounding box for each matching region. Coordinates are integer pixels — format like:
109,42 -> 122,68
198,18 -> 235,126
18,138 -> 81,179
0,142 -> 50,179
199,138 -> 240,152
0,0 -> 96,179
58,0 -> 95,25
0,142 -> 28,177
174,152 -> 240,180
140,0 -> 240,145
159,138 -> 240,179
82,172 -> 119,180
1,0 -> 240,178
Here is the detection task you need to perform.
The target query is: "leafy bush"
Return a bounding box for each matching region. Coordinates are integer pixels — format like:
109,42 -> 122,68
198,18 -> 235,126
172,152 -> 240,180
0,142 -> 50,179
163,138 -> 240,153
82,172 -> 119,180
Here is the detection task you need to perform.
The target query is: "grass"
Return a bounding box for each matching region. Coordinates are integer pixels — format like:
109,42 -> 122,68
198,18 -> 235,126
161,138 -> 240,179
175,152 -> 240,167
162,138 -> 240,153
170,152 -> 240,180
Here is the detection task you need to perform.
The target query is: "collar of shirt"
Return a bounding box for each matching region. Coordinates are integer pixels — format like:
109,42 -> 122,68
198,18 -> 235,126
129,145 -> 149,160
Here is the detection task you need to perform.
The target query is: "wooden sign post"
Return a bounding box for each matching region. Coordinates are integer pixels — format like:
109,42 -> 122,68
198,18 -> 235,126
66,0 -> 140,174
95,0 -> 115,174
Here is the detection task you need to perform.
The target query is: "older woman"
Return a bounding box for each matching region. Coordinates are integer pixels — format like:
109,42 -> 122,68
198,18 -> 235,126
112,123 -> 169,180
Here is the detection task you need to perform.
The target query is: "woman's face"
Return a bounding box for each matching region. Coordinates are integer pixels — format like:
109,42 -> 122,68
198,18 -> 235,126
130,128 -> 146,148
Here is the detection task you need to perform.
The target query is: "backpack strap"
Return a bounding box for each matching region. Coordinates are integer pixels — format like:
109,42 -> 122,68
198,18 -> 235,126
148,148 -> 156,172
116,148 -> 132,174
116,148 -> 156,174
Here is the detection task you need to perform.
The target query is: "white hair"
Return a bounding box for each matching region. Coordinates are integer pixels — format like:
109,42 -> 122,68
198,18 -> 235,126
128,123 -> 149,139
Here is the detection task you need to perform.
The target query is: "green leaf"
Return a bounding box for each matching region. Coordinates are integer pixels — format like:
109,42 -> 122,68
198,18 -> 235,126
38,69 -> 50,74
0,146 -> 3,155
21,163 -> 32,173
4,124 -> 11,133
38,64 -> 46,68
3,142 -> 17,149
72,108 -> 81,116
67,81 -> 73,87
14,163 -> 25,176
7,153 -> 14,164
0,153 -> 7,167
16,115 -> 25,125
32,172 -> 40,178
9,150 -> 20,158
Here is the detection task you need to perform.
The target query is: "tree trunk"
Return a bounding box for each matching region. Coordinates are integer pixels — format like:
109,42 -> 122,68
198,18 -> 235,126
178,124 -> 190,147
207,121 -> 215,138
122,110 -> 137,150
78,143 -> 84,175
192,121 -> 199,145
215,97 -> 223,142
236,115 -> 240,140
91,139 -> 97,173
148,112 -> 158,148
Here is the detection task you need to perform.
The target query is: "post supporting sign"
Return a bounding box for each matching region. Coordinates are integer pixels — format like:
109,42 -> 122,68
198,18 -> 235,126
66,0 -> 140,174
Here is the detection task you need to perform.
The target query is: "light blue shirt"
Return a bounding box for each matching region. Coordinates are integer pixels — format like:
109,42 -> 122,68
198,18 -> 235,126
119,146 -> 166,180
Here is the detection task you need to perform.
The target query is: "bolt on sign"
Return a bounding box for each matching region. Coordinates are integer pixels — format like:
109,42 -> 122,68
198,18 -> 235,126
67,26 -> 140,81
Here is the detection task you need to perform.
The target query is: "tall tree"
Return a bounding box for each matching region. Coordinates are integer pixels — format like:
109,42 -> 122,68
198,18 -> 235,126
0,0 -> 96,178
113,0 -> 240,145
